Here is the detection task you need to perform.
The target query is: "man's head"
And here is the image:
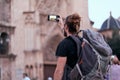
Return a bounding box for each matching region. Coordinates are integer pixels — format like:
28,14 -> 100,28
64,13 -> 81,37
23,73 -> 28,78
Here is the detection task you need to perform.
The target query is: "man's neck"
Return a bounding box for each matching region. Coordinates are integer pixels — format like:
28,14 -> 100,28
67,33 -> 76,37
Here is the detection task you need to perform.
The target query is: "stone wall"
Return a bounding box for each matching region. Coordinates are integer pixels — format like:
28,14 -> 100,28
0,58 -> 12,80
0,0 -> 11,22
0,0 -> 92,80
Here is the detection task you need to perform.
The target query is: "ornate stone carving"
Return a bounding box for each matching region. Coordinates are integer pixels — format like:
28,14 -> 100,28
36,0 -> 60,14
35,0 -> 73,43
35,0 -> 72,14
23,11 -> 35,24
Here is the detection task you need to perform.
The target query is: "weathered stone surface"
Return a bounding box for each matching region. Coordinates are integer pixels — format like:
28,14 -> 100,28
0,0 -> 11,22
0,0 -> 91,80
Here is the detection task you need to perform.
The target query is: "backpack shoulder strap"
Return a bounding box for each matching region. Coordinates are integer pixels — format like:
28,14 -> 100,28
70,35 -> 83,57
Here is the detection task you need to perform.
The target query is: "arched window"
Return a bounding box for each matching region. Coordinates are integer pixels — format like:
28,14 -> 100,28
0,32 -> 10,54
30,65 -> 33,78
25,65 -> 29,76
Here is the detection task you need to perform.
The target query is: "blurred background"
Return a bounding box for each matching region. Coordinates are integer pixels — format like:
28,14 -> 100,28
0,0 -> 119,80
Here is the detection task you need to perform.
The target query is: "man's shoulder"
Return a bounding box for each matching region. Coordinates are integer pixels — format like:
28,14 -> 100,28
57,36 -> 75,49
61,36 -> 75,43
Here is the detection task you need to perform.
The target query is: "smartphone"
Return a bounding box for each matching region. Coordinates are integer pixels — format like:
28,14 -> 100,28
48,15 -> 60,22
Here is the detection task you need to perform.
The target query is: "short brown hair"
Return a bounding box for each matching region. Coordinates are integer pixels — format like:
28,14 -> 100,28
65,13 -> 81,34
23,73 -> 28,76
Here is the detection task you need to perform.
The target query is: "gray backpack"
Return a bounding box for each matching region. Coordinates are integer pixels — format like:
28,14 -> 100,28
68,29 -> 112,80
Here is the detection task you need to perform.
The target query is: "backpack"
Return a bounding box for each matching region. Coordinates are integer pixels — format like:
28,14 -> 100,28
68,29 -> 112,80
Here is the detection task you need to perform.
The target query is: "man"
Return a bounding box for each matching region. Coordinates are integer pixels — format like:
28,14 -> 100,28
53,13 -> 120,80
54,13 -> 81,80
23,73 -> 31,80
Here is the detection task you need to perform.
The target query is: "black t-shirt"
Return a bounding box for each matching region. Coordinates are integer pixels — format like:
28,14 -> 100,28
56,36 -> 79,68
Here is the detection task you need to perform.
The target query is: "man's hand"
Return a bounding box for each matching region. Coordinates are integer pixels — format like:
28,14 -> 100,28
111,55 -> 120,64
57,16 -> 64,30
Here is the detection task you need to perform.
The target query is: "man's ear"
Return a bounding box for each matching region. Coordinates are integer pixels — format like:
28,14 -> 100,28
64,25 -> 68,30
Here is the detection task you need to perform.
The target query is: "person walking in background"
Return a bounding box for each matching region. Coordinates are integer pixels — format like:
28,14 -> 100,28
23,73 -> 31,80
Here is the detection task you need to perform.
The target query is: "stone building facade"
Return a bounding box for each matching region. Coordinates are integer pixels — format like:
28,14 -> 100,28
0,0 -> 92,80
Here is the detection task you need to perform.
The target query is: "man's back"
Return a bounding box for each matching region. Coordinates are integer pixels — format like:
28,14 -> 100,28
56,36 -> 79,68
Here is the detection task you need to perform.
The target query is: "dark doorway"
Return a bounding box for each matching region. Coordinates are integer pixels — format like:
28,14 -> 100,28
44,64 -> 56,80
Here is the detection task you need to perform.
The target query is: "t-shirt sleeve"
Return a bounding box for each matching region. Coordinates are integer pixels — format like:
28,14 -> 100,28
56,40 -> 69,57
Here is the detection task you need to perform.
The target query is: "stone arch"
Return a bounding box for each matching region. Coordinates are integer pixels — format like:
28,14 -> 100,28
25,65 -> 33,77
25,65 -> 29,74
43,33 -> 63,61
29,65 -> 33,78
43,33 -> 63,80
1,32 -> 9,39
30,65 -> 33,69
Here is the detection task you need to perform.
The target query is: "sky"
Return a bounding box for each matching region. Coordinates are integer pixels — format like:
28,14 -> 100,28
88,0 -> 120,29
